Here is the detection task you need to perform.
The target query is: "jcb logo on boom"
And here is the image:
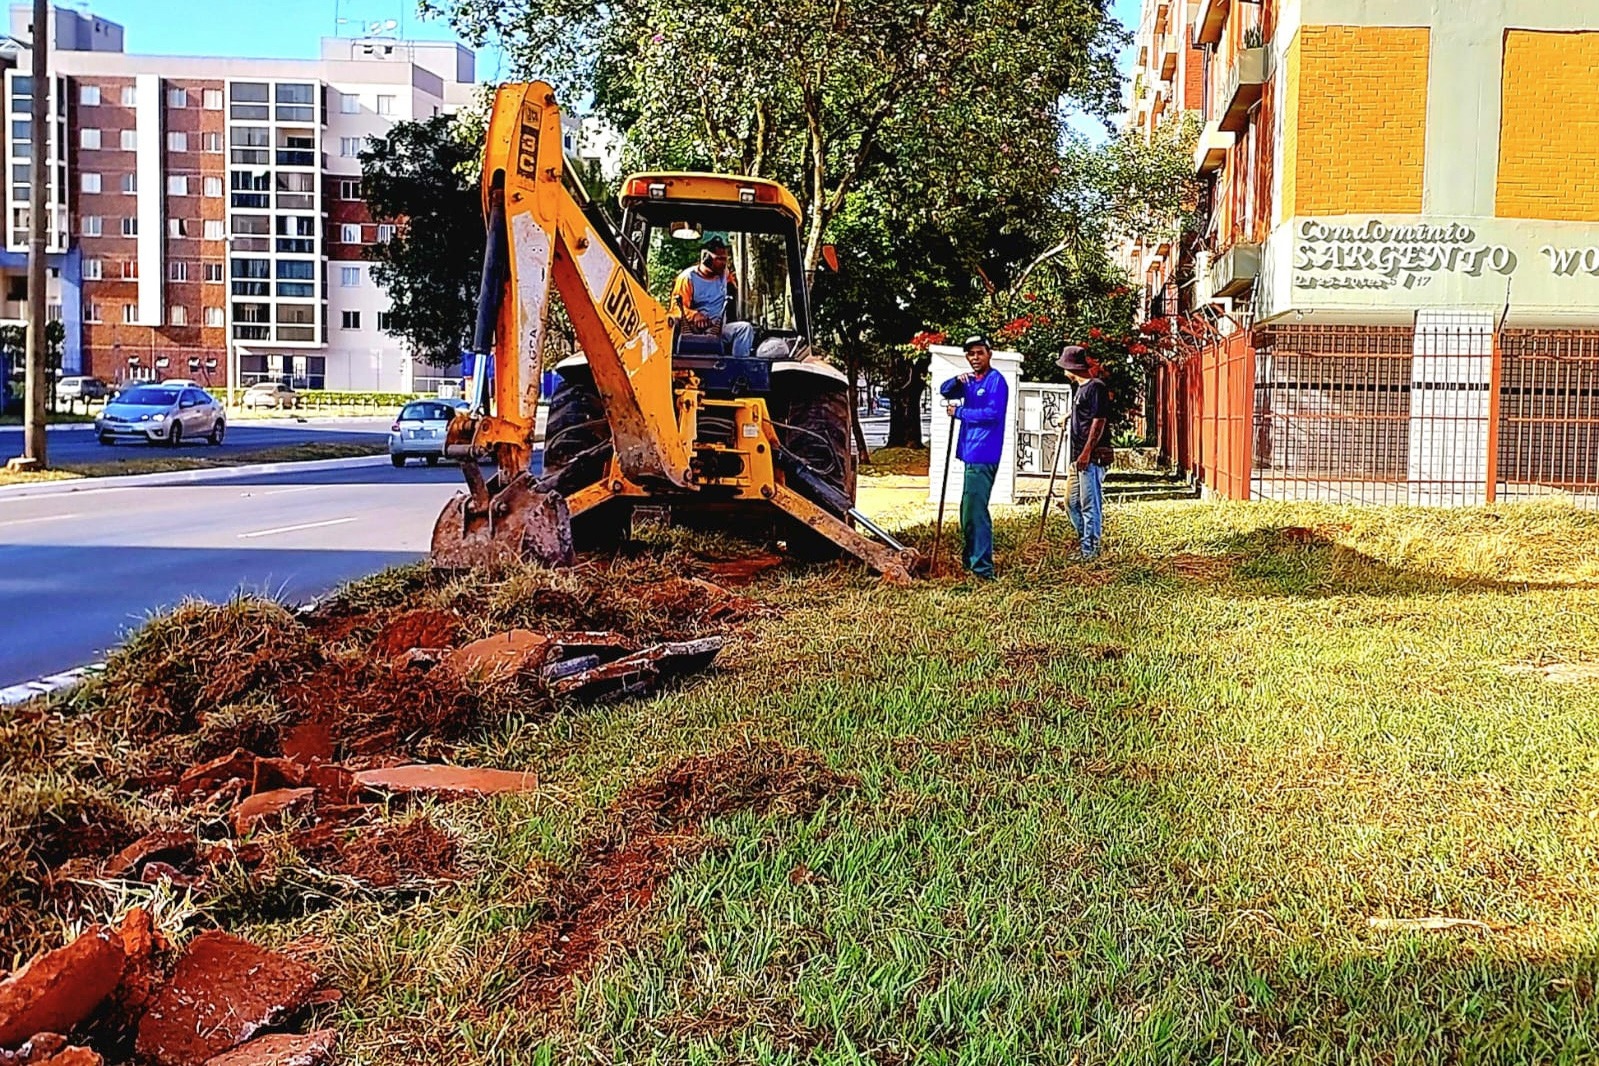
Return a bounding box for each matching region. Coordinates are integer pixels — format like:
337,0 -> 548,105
515,104 -> 540,179
602,273 -> 642,338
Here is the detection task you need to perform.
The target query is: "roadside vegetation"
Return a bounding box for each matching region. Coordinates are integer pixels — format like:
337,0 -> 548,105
0,441 -> 385,485
8,500 -> 1599,1062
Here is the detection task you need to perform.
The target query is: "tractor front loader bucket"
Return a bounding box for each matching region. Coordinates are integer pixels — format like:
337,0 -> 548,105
430,459 -> 576,570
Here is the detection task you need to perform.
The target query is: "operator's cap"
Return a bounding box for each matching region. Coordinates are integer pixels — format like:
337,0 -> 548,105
962,334 -> 991,352
702,234 -> 730,253
1057,345 -> 1091,373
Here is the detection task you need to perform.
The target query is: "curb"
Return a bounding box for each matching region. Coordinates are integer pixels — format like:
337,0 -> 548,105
0,662 -> 106,707
0,453 -> 392,500
0,422 -> 97,433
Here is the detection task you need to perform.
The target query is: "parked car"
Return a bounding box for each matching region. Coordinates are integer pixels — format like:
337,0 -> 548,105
242,382 -> 300,409
389,398 -> 469,467
55,376 -> 108,403
96,384 -> 226,446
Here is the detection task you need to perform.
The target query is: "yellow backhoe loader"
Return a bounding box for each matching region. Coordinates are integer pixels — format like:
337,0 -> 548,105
431,82 -> 917,582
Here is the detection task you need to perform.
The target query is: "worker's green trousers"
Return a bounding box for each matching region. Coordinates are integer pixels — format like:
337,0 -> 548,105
960,462 -> 999,579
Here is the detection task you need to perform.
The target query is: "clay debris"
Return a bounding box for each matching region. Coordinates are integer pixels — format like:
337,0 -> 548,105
0,928 -> 125,1049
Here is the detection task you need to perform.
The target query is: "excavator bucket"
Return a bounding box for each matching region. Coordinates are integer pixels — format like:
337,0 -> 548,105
430,462 -> 576,570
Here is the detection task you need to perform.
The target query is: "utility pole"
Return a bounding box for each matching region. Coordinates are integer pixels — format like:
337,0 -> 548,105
9,0 -> 49,470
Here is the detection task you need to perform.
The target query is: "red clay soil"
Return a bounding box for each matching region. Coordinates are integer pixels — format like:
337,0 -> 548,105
134,932 -> 319,1066
443,631 -> 550,682
0,927 -> 125,1048
199,1030 -> 335,1066
698,553 -> 785,587
353,765 -> 537,798
370,609 -> 460,660
276,657 -> 479,761
0,1035 -> 104,1065
515,743 -> 853,1009
324,819 -> 460,888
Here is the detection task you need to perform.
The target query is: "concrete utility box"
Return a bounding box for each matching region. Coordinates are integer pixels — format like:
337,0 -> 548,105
927,345 -> 1022,506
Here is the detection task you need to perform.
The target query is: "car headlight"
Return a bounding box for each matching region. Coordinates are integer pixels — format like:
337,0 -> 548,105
151,413 -> 166,422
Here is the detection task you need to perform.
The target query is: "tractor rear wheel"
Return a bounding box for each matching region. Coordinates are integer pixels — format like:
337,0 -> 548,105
543,372 -> 629,548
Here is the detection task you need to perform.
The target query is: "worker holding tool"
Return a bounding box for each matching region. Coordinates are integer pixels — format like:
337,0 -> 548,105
670,235 -> 756,358
1057,345 -> 1110,560
939,335 -> 1010,580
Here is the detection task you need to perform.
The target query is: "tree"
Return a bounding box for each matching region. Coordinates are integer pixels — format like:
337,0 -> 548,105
0,320 -> 64,412
359,114 -> 485,368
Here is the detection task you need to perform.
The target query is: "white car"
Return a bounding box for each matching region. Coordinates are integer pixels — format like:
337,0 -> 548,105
96,384 -> 226,446
242,381 -> 301,409
389,399 -> 469,466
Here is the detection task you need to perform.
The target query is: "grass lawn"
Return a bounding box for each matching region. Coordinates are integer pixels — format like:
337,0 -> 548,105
0,441 -> 384,485
11,500 -> 1599,1063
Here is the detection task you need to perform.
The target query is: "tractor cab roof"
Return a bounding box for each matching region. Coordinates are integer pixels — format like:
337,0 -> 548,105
619,173 -> 803,230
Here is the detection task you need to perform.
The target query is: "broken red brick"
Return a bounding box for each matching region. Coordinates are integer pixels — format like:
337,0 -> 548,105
178,751 -> 303,799
199,1030 -> 335,1066
443,630 -> 550,682
104,832 -> 194,880
134,932 -> 319,1066
230,788 -> 317,836
354,764 -> 538,798
0,927 -> 125,1049
114,908 -> 164,1018
0,1035 -> 103,1066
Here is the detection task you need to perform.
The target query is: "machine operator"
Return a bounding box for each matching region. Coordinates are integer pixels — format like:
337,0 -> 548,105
671,235 -> 757,358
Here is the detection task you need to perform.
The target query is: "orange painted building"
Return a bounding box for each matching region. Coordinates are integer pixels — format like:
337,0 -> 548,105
1129,0 -> 1599,507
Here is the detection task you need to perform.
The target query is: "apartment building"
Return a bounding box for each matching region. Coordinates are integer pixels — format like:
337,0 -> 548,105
3,4 -> 477,394
1134,0 -> 1599,508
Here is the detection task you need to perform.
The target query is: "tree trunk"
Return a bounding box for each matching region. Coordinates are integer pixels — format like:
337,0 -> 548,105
843,346 -> 870,459
885,354 -> 929,449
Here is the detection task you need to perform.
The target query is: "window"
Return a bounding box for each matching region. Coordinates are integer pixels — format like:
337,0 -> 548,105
376,94 -> 395,116
11,119 -> 28,143
339,266 -> 360,288
166,132 -> 187,152
338,179 -> 360,200
120,173 -> 136,193
377,311 -> 393,332
203,176 -> 222,198
167,88 -> 187,108
166,175 -> 188,196
170,261 -> 188,281
204,262 -> 223,282
277,260 -> 315,280
79,85 -> 100,106
168,218 -> 190,238
82,258 -> 102,280
81,215 -> 101,236
120,260 -> 137,278
232,257 -> 270,278
119,129 -> 136,150
203,219 -> 224,241
120,85 -> 136,106
80,172 -> 101,193
340,223 -> 361,244
340,310 -> 360,330
79,128 -> 100,149
340,92 -> 358,114
276,83 -> 315,104
338,137 -> 362,158
121,216 -> 136,236
205,306 -> 224,327
122,303 -> 136,324
84,302 -> 101,322
376,223 -> 395,244
168,305 -> 186,325
203,132 -> 222,153
203,88 -> 222,110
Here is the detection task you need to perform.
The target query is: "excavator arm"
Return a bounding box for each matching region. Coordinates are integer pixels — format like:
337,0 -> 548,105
432,82 -> 916,582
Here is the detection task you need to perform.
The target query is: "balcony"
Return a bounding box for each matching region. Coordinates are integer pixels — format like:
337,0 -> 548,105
1209,241 -> 1261,298
1153,0 -> 1171,34
1192,0 -> 1228,46
1193,120 -> 1234,174
1159,31 -> 1178,80
1217,47 -> 1266,133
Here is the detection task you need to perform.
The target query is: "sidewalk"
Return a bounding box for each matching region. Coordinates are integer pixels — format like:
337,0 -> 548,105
0,453 -> 392,500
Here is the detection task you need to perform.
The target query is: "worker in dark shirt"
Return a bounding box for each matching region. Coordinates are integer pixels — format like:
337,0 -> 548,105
939,335 -> 1010,579
1058,345 -> 1109,559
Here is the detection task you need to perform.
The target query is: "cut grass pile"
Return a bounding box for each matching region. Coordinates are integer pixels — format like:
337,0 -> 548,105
0,441 -> 384,485
8,501 -> 1599,1063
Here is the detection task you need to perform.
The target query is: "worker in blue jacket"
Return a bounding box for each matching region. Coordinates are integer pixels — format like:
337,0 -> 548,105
939,335 -> 1010,579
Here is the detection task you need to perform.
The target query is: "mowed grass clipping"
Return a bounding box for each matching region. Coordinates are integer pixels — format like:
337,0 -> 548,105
28,501 -> 1599,1064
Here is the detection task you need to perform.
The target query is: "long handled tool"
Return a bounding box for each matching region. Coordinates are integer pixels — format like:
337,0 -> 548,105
931,410 -> 958,575
1037,427 -> 1068,540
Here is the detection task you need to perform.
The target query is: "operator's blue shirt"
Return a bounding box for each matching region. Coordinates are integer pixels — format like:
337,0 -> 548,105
940,369 -> 1009,466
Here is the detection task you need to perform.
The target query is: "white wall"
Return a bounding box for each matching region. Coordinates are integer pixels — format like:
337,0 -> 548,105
325,258 -> 409,391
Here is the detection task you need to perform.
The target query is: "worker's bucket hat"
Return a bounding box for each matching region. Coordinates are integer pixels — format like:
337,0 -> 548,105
1058,345 -> 1092,373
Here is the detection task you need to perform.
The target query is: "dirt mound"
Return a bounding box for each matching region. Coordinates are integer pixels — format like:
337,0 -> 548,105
515,743 -> 853,1008
370,609 -> 460,659
323,818 -> 460,888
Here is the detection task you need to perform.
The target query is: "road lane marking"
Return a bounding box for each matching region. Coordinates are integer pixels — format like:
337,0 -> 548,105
0,512 -> 83,528
241,486 -> 327,498
238,516 -> 359,539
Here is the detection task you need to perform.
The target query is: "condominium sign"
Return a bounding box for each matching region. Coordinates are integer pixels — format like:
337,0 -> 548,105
1260,216 -> 1599,322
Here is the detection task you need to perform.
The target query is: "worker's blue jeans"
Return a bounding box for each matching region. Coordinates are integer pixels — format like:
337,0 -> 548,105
960,461 -> 999,579
724,322 -> 755,358
1065,462 -> 1105,558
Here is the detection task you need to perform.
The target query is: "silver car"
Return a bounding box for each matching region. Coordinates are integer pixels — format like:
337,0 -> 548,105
96,384 -> 226,447
389,399 -> 468,466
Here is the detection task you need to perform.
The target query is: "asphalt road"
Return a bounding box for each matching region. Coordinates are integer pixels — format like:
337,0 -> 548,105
0,459 -> 486,686
0,417 -> 393,467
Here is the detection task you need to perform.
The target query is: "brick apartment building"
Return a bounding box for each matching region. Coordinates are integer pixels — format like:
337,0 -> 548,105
2,3 -> 478,394
1127,0 -> 1599,507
